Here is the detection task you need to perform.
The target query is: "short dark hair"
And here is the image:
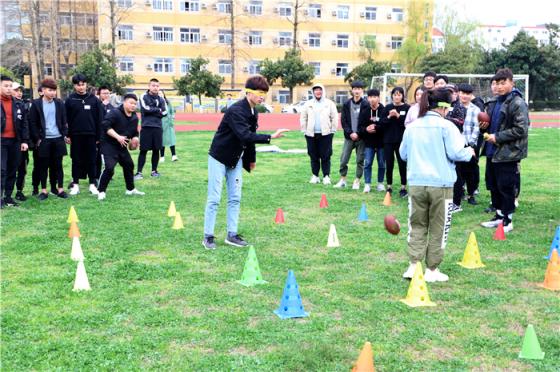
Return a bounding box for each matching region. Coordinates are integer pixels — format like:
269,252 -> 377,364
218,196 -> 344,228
72,74 -> 87,84
458,83 -> 474,93
41,78 -> 57,90
351,80 -> 366,88
1,75 -> 13,82
435,75 -> 449,84
367,88 -> 380,97
245,75 -> 269,92
123,93 -> 138,101
493,68 -> 514,82
423,71 -> 437,80
149,78 -> 159,83
391,86 -> 406,102
98,86 -> 111,93
418,88 -> 453,118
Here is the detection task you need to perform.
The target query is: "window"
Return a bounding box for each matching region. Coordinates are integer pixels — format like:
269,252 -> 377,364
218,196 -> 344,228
39,12 -> 49,24
217,1 -> 232,13
180,0 -> 199,12
44,63 -> 53,76
336,5 -> 349,19
308,33 -> 320,47
153,26 -> 173,42
278,31 -> 292,46
117,0 -> 133,7
154,58 -> 174,73
308,4 -> 321,18
41,38 -> 51,49
392,8 -> 404,22
248,0 -> 262,15
364,6 -> 377,20
335,91 -> 348,104
180,58 -> 191,74
77,40 -> 92,52
391,63 -> 401,73
219,60 -> 232,74
60,13 -> 73,25
248,31 -> 262,45
278,90 -> 290,104
278,4 -> 292,16
119,57 -> 134,72
336,63 -> 348,76
248,60 -> 261,74
180,28 -> 200,43
117,25 -> 133,41
152,0 -> 173,10
391,36 -> 403,49
309,62 -> 320,76
337,34 -> 349,48
60,64 -> 74,75
218,30 -> 232,44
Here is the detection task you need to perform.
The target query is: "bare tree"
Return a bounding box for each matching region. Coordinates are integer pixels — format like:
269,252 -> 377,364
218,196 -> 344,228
26,0 -> 45,88
229,1 -> 236,89
288,0 -> 306,49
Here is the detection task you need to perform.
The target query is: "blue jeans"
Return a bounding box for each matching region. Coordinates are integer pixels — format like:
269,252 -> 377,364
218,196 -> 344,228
203,155 -> 243,237
363,147 -> 385,184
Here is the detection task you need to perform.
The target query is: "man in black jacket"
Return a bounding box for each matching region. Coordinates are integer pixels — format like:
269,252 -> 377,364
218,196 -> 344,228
28,78 -> 70,200
12,82 -> 31,201
97,94 -> 144,200
1,75 -> 29,208
97,86 -> 116,182
134,78 -> 166,179
202,75 -> 288,250
65,74 -> 103,196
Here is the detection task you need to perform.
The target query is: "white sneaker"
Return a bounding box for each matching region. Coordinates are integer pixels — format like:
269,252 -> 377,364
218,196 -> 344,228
97,191 -> 106,201
363,184 -> 371,193
89,184 -> 99,195
69,184 -> 80,195
172,155 -> 178,162
352,178 -> 360,190
125,188 -> 145,196
159,157 -> 165,163
309,175 -> 320,184
503,221 -> 513,233
424,268 -> 449,282
322,175 -> 331,185
402,263 -> 416,279
481,216 -> 503,228
333,179 -> 347,188
514,198 -> 519,208
376,183 -> 386,192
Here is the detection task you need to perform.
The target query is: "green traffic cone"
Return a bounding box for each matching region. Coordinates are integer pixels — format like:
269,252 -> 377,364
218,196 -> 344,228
236,246 -> 267,287
518,324 -> 545,360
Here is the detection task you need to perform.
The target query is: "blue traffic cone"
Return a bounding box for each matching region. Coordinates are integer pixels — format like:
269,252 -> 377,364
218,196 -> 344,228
358,203 -> 368,222
274,270 -> 309,319
545,226 -> 560,259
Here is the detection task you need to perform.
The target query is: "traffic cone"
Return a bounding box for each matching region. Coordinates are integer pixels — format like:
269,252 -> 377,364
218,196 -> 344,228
358,203 -> 368,222
382,191 -> 392,206
545,225 -> 560,259
70,237 -> 84,261
68,221 -> 80,238
327,224 -> 340,247
237,246 -> 268,287
275,208 -> 285,224
167,201 -> 176,217
400,262 -> 436,307
73,260 -> 91,291
67,206 -> 79,224
273,270 -> 309,319
518,324 -> 545,360
351,341 -> 375,372
539,248 -> 560,291
319,193 -> 329,208
493,222 -> 506,240
172,212 -> 184,229
458,232 -> 485,269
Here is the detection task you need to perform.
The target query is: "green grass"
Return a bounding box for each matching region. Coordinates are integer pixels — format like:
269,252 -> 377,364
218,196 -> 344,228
1,128 -> 559,371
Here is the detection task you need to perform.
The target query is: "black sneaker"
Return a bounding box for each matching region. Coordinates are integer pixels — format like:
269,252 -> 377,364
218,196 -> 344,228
50,188 -> 58,196
387,187 -> 393,194
399,189 -> 408,198
38,192 -> 49,201
225,234 -> 249,247
467,196 -> 478,205
0,199 -> 5,209
32,188 -> 39,196
151,171 -> 161,178
15,191 -> 27,201
484,205 -> 497,213
202,236 -> 216,250
4,197 -> 19,207
56,191 -> 69,199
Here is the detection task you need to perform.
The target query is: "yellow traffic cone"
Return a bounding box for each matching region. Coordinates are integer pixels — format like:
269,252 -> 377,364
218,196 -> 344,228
382,191 -> 392,206
73,260 -> 91,291
400,262 -> 436,307
167,201 -> 176,217
351,341 -> 375,372
172,212 -> 184,229
70,237 -> 84,261
67,206 -> 79,224
327,224 -> 340,247
458,232 -> 485,269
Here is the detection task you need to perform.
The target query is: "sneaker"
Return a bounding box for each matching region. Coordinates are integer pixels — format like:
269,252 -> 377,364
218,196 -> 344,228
38,192 -> 48,201
3,197 -> 19,207
376,183 -> 385,192
69,184 -> 80,195
15,191 -> 27,201
322,175 -> 331,185
363,184 -> 371,193
89,184 -> 99,195
503,220 -> 513,233
309,175 -> 320,184
159,157 -> 165,163
424,268 -> 449,282
98,191 -> 106,201
56,191 -> 69,199
402,263 -> 416,279
225,234 -> 249,247
514,198 -> 519,208
399,189 -> 408,198
352,179 -> 360,190
202,236 -> 216,250
50,188 -> 58,196
171,155 -> 178,162
481,215 -> 503,228
151,171 -> 161,178
333,179 -> 347,188
32,188 -> 39,196
451,204 -> 463,213
484,205 -> 497,213
0,199 -> 5,209
386,187 -> 393,194
474,189 -> 480,195
467,196 -> 478,205
125,188 -> 145,196
134,172 -> 143,180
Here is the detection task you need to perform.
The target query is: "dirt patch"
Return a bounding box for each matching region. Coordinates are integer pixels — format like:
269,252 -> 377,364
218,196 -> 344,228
229,346 -> 258,356
408,345 -> 454,361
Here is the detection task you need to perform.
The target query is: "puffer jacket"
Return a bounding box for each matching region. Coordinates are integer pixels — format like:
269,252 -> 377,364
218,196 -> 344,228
299,83 -> 338,136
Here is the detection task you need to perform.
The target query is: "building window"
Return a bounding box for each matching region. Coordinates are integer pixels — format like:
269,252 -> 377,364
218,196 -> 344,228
117,0 -> 133,7
60,13 -> 73,25
278,4 -> 292,16
308,33 -> 320,47
364,6 -> 377,20
44,63 -> 53,76
248,0 -> 262,15
308,4 -> 321,18
40,37 -> 51,49
336,63 -> 348,76
117,25 -> 133,40
337,34 -> 349,48
219,60 -> 232,74
180,28 -> 200,43
336,5 -> 349,19
153,26 -> 173,42
119,57 -> 134,72
152,0 -> 173,10
335,90 -> 348,104
392,8 -> 404,22
391,36 -> 403,49
248,60 -> 261,74
391,63 -> 401,73
154,58 -> 174,73
217,1 -> 232,13
218,30 -> 232,44
278,90 -> 290,104
278,31 -> 292,46
180,0 -> 199,12
180,58 -> 191,74
309,62 -> 320,76
77,40 -> 93,53
248,31 -> 262,45
60,64 -> 74,75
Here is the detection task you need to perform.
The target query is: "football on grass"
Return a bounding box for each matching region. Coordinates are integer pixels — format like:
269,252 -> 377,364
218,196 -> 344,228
477,111 -> 491,123
384,214 -> 401,235
128,138 -> 139,150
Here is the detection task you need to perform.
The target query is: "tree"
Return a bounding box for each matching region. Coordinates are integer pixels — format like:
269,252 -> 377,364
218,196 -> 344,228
0,39 -> 31,81
173,57 -> 224,110
344,58 -> 391,86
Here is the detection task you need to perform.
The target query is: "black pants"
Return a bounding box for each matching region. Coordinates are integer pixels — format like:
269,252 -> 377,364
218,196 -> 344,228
38,138 -> 66,190
31,148 -> 55,192
70,135 -> 97,185
485,158 -> 517,217
1,138 -> 21,198
453,158 -> 478,205
16,150 -> 28,192
305,133 -> 333,177
98,148 -> 135,192
95,143 -> 102,180
137,150 -> 159,173
514,161 -> 521,198
384,142 -> 406,186
160,146 -> 176,157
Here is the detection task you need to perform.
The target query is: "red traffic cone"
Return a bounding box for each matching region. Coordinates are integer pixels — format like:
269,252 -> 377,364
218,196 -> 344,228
320,193 -> 329,208
493,221 -> 506,240
275,208 -> 285,224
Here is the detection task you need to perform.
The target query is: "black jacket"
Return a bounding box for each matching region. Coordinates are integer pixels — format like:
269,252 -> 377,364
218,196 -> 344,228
65,92 -> 103,139
379,103 -> 410,144
1,96 -> 29,144
102,102 -> 117,120
341,97 -> 369,139
140,91 -> 167,128
208,98 -> 271,171
101,105 -> 139,150
357,103 -> 385,148
28,98 -> 68,144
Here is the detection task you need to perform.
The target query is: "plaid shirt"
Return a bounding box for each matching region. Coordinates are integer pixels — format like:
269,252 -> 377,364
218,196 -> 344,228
462,102 -> 480,147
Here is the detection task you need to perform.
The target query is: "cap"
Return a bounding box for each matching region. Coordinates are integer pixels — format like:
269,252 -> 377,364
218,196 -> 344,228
12,82 -> 22,90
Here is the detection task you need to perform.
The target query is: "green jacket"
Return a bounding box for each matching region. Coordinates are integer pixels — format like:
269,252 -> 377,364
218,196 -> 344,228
162,102 -> 176,147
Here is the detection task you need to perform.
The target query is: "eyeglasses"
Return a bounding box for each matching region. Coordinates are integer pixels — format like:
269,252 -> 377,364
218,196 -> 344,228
246,88 -> 267,98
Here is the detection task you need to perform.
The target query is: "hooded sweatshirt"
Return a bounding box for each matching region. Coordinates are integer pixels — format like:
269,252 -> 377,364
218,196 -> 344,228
299,84 -> 338,137
65,92 -> 103,139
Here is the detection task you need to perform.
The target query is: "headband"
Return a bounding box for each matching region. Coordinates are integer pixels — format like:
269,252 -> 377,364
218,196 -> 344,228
437,102 -> 451,108
245,88 -> 267,97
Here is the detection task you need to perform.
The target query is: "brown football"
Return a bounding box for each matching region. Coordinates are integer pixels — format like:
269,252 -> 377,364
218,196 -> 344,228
384,214 -> 401,235
128,138 -> 139,150
477,111 -> 491,123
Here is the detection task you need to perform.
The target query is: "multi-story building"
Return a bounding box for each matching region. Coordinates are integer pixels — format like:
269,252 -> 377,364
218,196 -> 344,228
475,23 -> 557,50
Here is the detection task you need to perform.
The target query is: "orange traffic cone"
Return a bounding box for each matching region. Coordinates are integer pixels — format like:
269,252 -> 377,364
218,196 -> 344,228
382,191 -> 392,206
275,208 -> 285,224
351,341 -> 375,372
539,248 -> 560,291
320,193 -> 329,208
68,221 -> 81,238
493,222 -> 506,240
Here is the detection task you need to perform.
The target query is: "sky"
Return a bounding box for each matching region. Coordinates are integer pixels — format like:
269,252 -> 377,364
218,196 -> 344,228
437,0 -> 560,27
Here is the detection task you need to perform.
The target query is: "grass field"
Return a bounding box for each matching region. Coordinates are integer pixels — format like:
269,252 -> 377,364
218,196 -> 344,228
1,128 -> 559,371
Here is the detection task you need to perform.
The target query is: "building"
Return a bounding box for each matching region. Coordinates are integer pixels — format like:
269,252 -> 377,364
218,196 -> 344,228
475,22 -> 557,50
431,26 -> 444,53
